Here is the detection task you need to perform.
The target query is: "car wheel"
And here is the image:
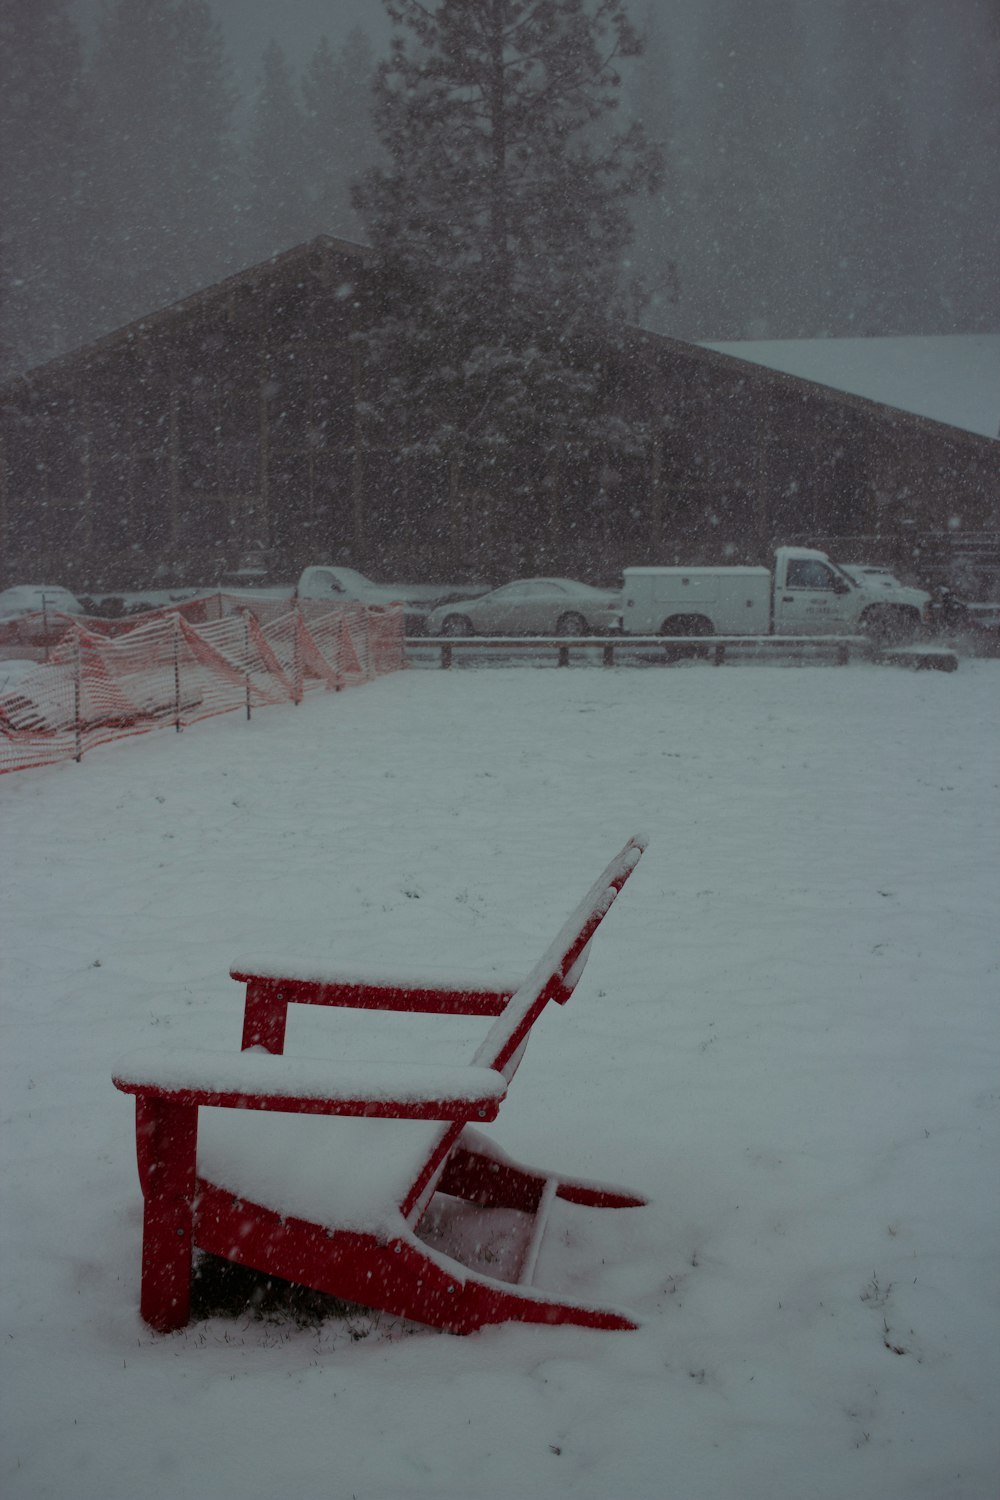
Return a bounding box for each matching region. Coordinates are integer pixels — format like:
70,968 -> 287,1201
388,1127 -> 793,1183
440,613 -> 474,637
556,612 -> 588,636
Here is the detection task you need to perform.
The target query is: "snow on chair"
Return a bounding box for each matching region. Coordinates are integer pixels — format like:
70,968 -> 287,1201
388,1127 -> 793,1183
113,834 -> 648,1335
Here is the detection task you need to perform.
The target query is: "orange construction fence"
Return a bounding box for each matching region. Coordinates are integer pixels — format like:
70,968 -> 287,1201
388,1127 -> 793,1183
0,598 -> 405,774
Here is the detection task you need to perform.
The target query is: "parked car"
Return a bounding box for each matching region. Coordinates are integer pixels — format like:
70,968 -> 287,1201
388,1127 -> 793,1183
0,584 -> 84,624
425,578 -> 621,637
0,584 -> 85,654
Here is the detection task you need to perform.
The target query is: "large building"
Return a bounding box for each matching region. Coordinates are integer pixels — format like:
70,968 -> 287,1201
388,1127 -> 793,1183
1,237 -> 997,592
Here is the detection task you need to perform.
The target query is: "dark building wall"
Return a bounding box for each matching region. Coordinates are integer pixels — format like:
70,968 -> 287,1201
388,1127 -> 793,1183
1,237 -> 996,591
0,240 -> 372,589
615,332 -> 999,585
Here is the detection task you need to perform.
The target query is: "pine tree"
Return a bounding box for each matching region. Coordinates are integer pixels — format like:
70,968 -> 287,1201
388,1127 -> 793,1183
0,0 -> 89,373
353,0 -> 661,568
86,0 -> 238,335
302,28 -> 380,242
245,40 -> 311,260
625,1 -> 682,334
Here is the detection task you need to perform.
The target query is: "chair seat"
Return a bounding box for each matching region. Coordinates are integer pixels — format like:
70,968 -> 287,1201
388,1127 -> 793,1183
197,1108 -> 449,1235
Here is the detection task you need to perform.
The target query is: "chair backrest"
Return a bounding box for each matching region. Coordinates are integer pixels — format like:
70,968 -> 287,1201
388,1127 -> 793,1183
472,834 -> 647,1081
399,834 -> 646,1223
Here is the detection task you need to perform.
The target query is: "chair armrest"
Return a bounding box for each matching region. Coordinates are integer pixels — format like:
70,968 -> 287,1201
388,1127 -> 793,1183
231,961 -> 522,1024
113,1046 -> 508,1121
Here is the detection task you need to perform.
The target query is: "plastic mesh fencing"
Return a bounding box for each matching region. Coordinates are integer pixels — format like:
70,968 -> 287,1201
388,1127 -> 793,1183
0,600 -> 404,774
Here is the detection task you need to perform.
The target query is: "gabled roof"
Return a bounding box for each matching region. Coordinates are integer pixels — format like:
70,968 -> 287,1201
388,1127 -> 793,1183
5,238 -> 998,461
1,236 -> 372,390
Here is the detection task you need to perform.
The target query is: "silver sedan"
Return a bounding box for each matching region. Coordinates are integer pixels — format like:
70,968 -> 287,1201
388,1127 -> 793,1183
425,578 -> 621,637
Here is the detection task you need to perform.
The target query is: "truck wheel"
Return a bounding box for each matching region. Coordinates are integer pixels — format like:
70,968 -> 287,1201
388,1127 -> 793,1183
440,614 -> 473,637
861,606 -> 919,647
660,614 -> 712,661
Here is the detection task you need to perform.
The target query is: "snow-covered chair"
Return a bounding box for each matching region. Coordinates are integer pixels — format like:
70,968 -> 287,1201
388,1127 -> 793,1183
113,835 -> 647,1334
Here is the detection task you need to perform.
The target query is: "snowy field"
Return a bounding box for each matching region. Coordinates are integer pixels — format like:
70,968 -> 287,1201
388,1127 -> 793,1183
2,659 -> 999,1500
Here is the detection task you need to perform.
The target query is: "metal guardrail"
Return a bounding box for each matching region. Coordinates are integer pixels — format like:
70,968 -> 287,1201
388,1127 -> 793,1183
407,635 -> 960,672
408,634 -> 871,669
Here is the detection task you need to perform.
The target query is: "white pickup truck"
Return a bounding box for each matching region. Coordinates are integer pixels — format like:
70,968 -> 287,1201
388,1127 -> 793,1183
619,547 -> 930,644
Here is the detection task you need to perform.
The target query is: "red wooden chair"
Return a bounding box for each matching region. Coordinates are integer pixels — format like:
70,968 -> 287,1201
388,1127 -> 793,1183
113,834 -> 647,1335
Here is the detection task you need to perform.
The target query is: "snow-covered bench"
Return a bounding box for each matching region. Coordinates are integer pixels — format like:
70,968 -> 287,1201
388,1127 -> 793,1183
113,834 -> 648,1335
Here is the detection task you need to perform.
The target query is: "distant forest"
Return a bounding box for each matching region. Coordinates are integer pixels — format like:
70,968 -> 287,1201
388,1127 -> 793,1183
2,0 -> 998,379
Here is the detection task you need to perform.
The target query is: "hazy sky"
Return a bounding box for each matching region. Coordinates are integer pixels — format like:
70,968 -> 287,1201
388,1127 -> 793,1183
74,0 -> 391,85
200,0 -> 985,157
73,2 -> 983,132
208,0 -> 389,85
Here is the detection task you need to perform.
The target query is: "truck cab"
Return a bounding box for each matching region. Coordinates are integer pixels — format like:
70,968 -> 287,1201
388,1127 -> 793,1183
771,549 -> 854,634
772,548 -> 929,640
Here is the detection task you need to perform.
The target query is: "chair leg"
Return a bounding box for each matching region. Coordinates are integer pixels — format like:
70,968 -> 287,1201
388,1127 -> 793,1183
517,1175 -> 558,1285
135,1097 -> 198,1332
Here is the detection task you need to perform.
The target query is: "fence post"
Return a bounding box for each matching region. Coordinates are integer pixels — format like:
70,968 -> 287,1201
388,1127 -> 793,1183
173,615 -> 183,733
74,626 -> 83,763
244,612 -> 252,720
293,605 -> 303,705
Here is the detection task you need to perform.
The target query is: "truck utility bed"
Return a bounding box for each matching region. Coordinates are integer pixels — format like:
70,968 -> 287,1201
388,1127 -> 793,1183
621,567 -> 771,634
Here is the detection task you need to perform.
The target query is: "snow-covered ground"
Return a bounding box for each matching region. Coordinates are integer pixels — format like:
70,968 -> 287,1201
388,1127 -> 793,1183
2,660 -> 998,1500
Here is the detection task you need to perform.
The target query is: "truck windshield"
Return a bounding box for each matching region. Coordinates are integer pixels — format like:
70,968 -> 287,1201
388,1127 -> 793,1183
317,572 -> 346,594
831,565 -> 857,589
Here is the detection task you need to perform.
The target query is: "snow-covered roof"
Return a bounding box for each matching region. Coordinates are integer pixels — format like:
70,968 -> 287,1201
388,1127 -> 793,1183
700,335 -> 1000,441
